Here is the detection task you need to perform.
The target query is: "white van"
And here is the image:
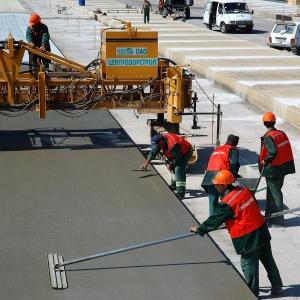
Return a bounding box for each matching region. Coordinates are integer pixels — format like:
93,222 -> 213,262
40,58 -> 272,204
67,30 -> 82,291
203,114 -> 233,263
268,21 -> 300,55
203,0 -> 254,33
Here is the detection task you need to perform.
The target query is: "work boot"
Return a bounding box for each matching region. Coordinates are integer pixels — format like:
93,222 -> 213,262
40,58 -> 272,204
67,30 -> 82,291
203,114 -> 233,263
271,287 -> 282,295
175,192 -> 185,200
169,185 -> 176,191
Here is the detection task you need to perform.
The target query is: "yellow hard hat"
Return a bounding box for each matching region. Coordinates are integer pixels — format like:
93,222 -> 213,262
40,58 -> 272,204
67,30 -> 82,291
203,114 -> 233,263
212,170 -> 235,185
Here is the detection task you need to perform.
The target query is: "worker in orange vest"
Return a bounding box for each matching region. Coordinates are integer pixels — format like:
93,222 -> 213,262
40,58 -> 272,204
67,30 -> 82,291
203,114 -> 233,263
259,111 -> 295,227
141,133 -> 193,200
191,170 -> 283,297
201,134 -> 240,216
158,0 -> 163,14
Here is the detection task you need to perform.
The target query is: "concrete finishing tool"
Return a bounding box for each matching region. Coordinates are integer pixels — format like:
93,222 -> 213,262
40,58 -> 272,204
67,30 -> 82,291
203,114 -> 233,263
47,206 -> 300,289
47,232 -> 195,289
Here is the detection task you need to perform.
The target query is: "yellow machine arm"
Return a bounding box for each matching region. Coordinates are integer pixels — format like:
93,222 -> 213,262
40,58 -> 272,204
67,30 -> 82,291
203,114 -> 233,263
0,24 -> 193,122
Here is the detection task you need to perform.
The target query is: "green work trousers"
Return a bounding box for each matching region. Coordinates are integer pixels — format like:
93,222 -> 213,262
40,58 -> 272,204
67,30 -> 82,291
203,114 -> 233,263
207,185 -> 219,216
265,177 -> 284,225
143,9 -> 150,23
241,242 -> 282,296
170,148 -> 193,197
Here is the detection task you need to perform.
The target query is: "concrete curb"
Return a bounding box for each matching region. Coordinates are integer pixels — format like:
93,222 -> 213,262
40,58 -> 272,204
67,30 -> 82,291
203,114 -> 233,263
63,0 -> 300,131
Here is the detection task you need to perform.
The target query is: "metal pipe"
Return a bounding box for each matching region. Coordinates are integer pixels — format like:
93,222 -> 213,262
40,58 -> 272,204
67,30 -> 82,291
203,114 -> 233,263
256,186 -> 267,193
191,92 -> 200,129
55,232 -> 196,269
212,94 -> 214,145
216,104 -> 220,146
253,166 -> 264,194
265,206 -> 300,219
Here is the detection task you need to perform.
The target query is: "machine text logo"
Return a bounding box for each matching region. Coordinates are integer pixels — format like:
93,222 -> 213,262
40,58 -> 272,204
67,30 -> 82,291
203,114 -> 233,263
107,58 -> 157,66
116,47 -> 148,56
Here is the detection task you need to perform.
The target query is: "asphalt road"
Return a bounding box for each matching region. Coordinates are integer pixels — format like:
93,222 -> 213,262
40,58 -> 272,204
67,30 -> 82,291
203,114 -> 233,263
115,0 -> 275,46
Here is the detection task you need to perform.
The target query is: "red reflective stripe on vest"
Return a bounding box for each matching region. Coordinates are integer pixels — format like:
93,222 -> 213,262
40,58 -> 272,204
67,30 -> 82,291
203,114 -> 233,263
222,187 -> 265,239
259,130 -> 293,166
162,133 -> 191,160
206,144 -> 234,171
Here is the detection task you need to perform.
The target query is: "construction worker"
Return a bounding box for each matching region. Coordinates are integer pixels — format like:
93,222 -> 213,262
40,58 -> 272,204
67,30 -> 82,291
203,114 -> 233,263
158,0 -> 164,14
141,0 -> 153,23
259,111 -> 295,227
191,170 -> 283,297
201,134 -> 240,216
140,133 -> 193,199
162,0 -> 169,18
26,13 -> 51,68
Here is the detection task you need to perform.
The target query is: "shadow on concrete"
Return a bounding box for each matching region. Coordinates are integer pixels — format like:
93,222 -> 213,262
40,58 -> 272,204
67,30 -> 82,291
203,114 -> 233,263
256,200 -> 300,227
238,147 -> 259,165
259,284 -> 300,299
0,128 -> 135,150
232,29 -> 269,34
284,215 -> 300,227
186,16 -> 203,20
189,146 -> 213,174
186,188 -> 207,199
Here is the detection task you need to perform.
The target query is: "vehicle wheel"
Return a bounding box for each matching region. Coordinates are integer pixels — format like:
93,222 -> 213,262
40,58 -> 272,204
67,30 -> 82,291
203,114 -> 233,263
185,7 -> 190,19
297,47 -> 300,56
220,23 -> 227,33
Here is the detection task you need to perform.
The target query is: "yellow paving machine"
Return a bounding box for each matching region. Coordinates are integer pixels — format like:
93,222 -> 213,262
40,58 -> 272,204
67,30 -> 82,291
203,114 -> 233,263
0,23 -> 193,130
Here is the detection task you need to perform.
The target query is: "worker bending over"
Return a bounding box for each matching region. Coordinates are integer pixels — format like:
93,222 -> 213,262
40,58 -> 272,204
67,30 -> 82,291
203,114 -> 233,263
26,13 -> 51,68
191,170 -> 283,297
141,133 -> 193,200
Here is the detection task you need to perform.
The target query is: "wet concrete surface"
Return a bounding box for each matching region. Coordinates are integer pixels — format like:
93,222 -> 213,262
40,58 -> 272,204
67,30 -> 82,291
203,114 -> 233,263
0,110 -> 256,299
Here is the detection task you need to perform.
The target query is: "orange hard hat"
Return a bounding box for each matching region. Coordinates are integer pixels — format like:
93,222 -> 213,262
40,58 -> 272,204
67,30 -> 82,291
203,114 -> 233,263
212,170 -> 235,185
29,14 -> 41,26
262,111 -> 276,122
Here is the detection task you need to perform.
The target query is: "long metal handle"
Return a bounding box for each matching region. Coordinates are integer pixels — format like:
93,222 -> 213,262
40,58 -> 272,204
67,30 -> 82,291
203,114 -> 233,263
57,232 -> 196,269
265,207 -> 300,219
254,166 -> 265,194
55,206 -> 300,269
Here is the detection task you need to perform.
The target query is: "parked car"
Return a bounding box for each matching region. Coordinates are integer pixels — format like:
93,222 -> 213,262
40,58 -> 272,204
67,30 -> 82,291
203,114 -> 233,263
162,0 -> 194,19
203,0 -> 254,33
268,21 -> 300,55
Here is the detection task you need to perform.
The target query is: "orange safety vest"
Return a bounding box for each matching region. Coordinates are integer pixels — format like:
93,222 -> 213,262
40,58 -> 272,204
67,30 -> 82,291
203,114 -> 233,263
162,133 -> 191,160
206,144 -> 234,171
259,130 -> 294,166
222,187 -> 265,239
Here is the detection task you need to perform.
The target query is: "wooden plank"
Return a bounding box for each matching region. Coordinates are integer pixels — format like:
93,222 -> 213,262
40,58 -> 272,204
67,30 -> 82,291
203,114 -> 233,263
47,253 -> 57,289
53,253 -> 62,289
58,255 -> 68,289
